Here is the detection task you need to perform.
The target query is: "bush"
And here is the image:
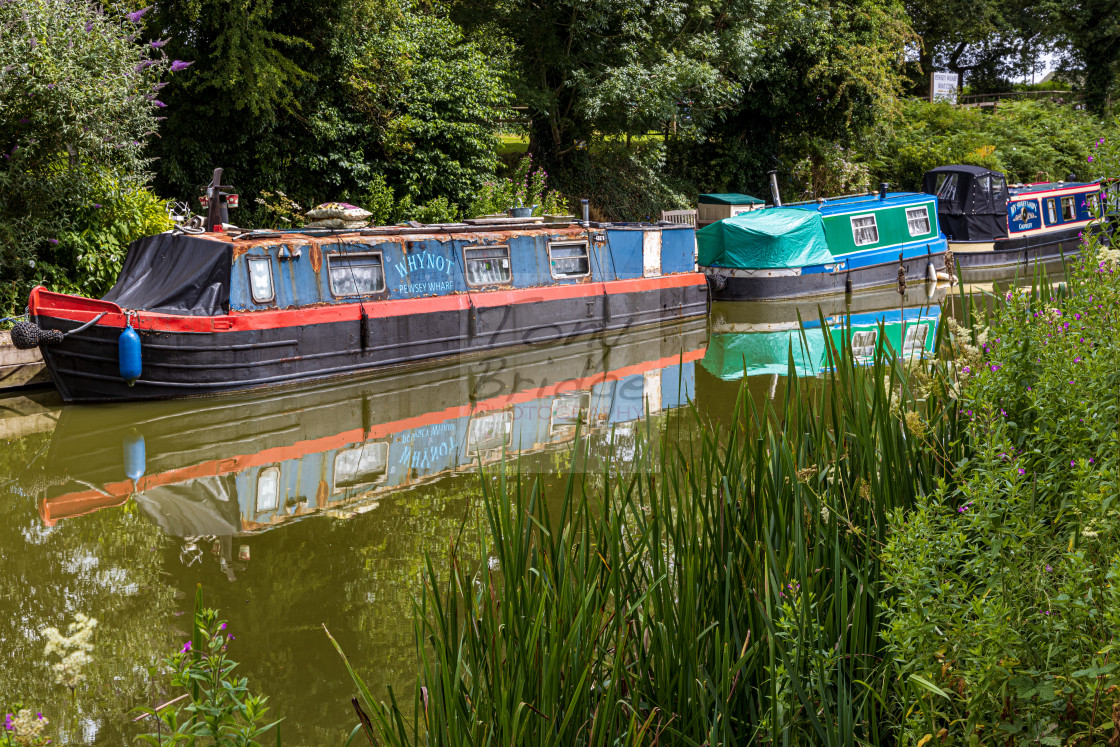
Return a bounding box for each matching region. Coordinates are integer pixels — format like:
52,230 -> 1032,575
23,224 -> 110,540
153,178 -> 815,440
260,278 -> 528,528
555,141 -> 693,221
0,0 -> 175,316
883,130 -> 1120,744
465,155 -> 569,218
868,99 -> 1108,190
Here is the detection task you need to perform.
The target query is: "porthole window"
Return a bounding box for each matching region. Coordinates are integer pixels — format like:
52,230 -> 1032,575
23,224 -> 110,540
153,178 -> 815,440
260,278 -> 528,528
247,256 -> 274,304
548,242 -> 591,278
465,245 -> 512,286
905,206 -> 931,237
256,466 -> 280,514
327,252 -> 385,297
850,215 -> 879,247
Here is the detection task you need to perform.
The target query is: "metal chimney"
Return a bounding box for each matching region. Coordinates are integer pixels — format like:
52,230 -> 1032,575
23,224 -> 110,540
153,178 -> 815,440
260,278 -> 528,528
580,198 -> 590,225
767,170 -> 782,207
879,182 -> 888,200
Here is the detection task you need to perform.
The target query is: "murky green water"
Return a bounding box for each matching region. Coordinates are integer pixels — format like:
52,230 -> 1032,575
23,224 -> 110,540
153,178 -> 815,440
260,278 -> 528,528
0,285 -> 957,745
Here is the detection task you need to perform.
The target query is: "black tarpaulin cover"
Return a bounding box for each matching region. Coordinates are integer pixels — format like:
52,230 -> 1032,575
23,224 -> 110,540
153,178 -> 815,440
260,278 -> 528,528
102,233 -> 231,315
134,476 -> 242,537
922,165 -> 1009,241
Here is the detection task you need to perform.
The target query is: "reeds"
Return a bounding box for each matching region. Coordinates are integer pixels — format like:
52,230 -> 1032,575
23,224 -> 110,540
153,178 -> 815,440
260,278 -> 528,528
330,312 -> 969,746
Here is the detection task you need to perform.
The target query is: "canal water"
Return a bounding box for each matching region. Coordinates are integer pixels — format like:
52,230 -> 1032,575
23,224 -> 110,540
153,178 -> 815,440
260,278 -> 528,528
0,282 -> 959,745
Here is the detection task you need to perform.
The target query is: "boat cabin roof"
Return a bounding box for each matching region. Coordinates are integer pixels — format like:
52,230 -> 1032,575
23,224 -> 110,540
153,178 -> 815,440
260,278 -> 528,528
1009,180 -> 1101,197
787,190 -> 934,217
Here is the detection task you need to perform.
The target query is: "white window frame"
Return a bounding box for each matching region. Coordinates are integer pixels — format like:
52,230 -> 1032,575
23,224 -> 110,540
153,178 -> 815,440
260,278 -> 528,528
905,206 -> 931,237
464,245 -> 512,287
256,466 -> 281,514
247,256 -> 275,304
850,214 -> 879,247
1046,199 -> 1059,224
547,241 -> 591,279
903,323 -> 929,354
332,441 -> 389,491
851,330 -> 877,358
327,251 -> 386,298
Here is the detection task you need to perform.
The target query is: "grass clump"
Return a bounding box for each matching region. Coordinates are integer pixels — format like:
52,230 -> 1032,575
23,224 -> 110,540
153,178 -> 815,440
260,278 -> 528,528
331,318 -> 967,746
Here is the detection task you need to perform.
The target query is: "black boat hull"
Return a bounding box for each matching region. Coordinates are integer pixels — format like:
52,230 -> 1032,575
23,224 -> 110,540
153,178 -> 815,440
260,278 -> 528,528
34,278 -> 708,403
703,252 -> 947,301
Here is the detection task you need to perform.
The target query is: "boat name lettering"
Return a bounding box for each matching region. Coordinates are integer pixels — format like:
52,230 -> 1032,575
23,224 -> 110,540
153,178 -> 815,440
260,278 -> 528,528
398,438 -> 457,470
394,250 -> 454,279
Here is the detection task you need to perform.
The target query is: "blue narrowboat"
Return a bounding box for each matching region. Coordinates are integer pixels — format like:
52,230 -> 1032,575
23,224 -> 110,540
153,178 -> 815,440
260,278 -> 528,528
922,165 -> 1106,275
36,321 -> 706,542
20,218 -> 706,402
697,187 -> 949,300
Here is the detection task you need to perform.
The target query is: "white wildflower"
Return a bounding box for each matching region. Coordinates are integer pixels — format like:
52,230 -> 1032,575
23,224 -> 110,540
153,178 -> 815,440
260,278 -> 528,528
41,613 -> 96,689
10,709 -> 49,746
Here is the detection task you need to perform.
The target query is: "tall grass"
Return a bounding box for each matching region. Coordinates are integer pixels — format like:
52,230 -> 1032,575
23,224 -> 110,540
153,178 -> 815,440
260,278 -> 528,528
329,314 -> 970,746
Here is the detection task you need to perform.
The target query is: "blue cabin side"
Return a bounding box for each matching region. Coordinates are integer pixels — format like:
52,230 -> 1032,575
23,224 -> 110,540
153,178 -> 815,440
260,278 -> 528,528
236,362 -> 696,529
228,225 -> 697,312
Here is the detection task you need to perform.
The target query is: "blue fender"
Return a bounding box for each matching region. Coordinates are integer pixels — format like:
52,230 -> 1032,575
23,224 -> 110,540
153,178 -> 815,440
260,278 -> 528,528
119,322 -> 142,384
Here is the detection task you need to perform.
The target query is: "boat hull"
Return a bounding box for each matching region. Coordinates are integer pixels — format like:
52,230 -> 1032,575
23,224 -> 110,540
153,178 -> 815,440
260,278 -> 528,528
702,251 -> 946,301
949,224 -> 1105,280
32,276 -> 708,403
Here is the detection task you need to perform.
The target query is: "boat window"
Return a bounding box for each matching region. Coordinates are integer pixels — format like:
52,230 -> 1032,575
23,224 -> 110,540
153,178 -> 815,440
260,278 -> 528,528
851,330 -> 877,358
333,442 -> 388,490
903,323 -> 929,354
247,256 -> 274,304
256,466 -> 280,514
850,215 -> 879,246
1062,195 -> 1077,221
992,178 -> 1008,202
905,206 -> 931,237
548,241 -> 591,278
976,176 -> 992,199
464,245 -> 512,286
935,174 -> 958,202
468,410 -> 513,456
328,252 -> 385,297
1087,193 -> 1101,216
1046,199 -> 1059,224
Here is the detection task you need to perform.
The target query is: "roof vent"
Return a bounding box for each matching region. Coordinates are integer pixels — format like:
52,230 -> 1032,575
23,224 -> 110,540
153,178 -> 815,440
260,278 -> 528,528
879,182 -> 888,200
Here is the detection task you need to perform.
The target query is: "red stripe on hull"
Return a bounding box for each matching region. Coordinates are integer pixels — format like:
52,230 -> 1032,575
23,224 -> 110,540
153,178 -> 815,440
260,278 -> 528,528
30,274 -> 707,333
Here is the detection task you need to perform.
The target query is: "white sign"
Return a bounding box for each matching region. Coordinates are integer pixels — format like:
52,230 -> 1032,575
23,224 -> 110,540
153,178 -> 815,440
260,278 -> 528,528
931,72 -> 958,103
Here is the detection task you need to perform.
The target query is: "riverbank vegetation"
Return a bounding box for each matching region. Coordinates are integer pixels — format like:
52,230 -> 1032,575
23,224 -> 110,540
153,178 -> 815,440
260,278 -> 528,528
4,0 -> 1120,315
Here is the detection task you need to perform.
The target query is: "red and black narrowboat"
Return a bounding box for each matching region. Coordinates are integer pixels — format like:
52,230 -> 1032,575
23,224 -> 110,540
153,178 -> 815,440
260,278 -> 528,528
18,218 -> 706,403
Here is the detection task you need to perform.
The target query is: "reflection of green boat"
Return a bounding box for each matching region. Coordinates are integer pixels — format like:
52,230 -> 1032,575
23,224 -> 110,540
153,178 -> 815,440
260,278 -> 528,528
701,306 -> 941,381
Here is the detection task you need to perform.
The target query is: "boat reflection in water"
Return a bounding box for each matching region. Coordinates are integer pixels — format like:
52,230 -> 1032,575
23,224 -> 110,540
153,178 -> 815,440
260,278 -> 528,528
38,320 -> 706,577
698,286 -> 946,410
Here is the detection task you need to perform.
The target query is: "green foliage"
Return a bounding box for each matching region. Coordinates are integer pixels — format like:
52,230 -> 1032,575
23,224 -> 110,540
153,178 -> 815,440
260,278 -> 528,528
883,127 -> 1120,745
0,0 -> 173,314
557,142 -> 692,221
150,0 -> 510,224
465,155 -> 569,218
139,588 -> 281,746
868,99 -> 1109,191
332,316 -> 967,744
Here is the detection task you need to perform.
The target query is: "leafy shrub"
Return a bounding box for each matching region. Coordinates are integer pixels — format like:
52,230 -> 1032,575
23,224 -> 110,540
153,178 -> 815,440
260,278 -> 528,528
138,588 -> 280,746
555,141 -> 693,221
869,99 -> 1108,190
465,155 -> 569,218
0,0 -> 176,315
884,129 -> 1120,745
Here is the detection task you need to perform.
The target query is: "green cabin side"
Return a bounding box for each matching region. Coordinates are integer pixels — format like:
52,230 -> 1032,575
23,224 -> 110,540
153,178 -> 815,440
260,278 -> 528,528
817,197 -> 940,258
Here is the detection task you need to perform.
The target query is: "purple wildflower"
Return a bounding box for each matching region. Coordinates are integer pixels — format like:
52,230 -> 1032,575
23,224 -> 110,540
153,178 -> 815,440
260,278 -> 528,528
1088,155 -> 1094,163
170,60 -> 193,72
84,20 -> 93,31
48,238 -> 58,244
219,622 -> 227,630
126,6 -> 151,23
4,713 -> 12,730
153,99 -> 166,107
18,118 -> 29,124
1071,460 -> 1076,467
181,640 -> 192,653
1045,564 -> 1052,571
990,363 -> 1000,372
150,38 -> 168,49
92,203 -> 102,209
1019,468 -> 1026,475
962,366 -> 970,373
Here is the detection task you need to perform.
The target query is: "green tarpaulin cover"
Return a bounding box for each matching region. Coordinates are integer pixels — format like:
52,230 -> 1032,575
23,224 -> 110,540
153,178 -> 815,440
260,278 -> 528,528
701,331 -> 829,380
697,208 -> 832,269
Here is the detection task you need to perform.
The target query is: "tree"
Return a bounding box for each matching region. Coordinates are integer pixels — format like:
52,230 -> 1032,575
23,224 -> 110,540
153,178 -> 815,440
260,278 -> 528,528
1056,0 -> 1120,114
0,0 -> 172,312
146,0 -> 510,221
